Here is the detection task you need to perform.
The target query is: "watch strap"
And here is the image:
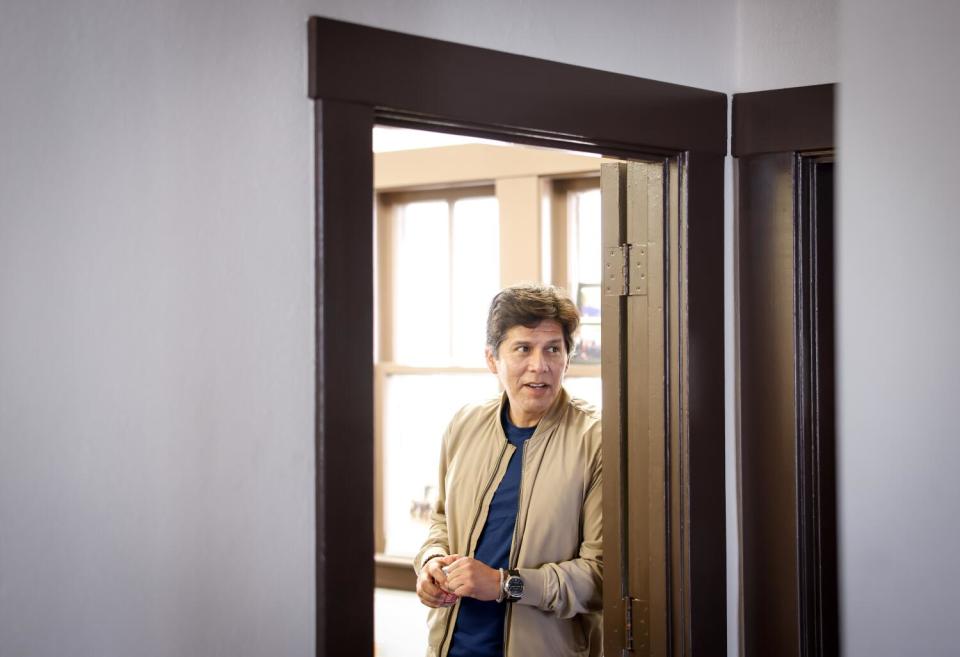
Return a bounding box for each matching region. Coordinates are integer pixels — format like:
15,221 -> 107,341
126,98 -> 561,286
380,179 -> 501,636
503,569 -> 523,602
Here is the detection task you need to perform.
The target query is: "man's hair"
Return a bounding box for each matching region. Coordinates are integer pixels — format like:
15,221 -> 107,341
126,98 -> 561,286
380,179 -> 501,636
486,284 -> 580,357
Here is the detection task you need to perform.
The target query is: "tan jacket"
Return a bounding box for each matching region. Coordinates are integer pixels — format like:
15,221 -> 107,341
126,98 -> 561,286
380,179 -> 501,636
415,389 -> 603,657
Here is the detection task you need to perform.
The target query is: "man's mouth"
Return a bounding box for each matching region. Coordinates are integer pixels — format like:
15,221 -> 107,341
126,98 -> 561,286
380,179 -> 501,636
525,383 -> 549,389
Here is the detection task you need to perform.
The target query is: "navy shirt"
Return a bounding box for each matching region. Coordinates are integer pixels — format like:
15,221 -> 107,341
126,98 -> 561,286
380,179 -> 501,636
448,407 -> 535,657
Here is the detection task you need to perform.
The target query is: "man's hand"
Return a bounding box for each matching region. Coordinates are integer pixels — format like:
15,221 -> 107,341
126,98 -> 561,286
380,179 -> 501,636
441,557 -> 502,602
417,554 -> 460,608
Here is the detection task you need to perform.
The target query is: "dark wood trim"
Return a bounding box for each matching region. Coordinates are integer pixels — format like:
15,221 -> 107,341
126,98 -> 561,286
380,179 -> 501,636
734,81 -> 837,656
732,84 -> 836,157
314,98 -> 375,656
309,17 -> 726,656
308,17 -> 727,156
684,150 -> 728,654
737,152 -> 803,656
737,152 -> 837,657
796,155 -> 837,657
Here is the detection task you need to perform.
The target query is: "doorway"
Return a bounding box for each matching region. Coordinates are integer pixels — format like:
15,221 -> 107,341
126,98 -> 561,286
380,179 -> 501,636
371,127 -> 609,656
308,17 -> 726,656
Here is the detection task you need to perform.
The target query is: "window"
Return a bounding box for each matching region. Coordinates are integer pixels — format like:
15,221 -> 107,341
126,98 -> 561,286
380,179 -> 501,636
375,186 -> 501,558
388,190 -> 499,367
547,178 -> 603,364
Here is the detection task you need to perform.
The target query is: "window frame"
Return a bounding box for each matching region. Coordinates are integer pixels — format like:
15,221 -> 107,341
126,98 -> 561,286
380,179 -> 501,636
547,175 -> 602,296
376,184 -> 498,366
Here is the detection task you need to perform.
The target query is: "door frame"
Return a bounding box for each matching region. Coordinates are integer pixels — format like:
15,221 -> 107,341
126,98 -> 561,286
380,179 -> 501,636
733,83 -> 838,657
307,17 -> 727,655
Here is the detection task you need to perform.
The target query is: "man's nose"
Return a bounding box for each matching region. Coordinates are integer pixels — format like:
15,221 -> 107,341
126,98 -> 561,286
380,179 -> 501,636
528,349 -> 549,371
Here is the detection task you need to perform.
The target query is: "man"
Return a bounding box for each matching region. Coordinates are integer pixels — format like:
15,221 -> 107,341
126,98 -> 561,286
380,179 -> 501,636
414,284 -> 603,657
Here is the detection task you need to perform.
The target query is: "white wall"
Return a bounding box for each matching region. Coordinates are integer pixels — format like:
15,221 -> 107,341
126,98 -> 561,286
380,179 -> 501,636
0,3 -> 319,655
318,0 -> 738,91
0,1 -> 738,656
837,2 -> 960,655
735,0 -> 838,92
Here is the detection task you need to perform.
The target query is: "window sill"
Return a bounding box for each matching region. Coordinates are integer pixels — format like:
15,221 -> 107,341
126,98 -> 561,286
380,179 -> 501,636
375,553 -> 417,592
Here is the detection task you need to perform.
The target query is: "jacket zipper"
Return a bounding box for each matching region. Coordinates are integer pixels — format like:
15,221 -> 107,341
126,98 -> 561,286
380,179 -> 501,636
502,438 -> 528,657
438,439 -> 510,657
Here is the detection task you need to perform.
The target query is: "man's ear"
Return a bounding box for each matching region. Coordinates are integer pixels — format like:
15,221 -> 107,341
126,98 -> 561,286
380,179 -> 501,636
484,346 -> 499,374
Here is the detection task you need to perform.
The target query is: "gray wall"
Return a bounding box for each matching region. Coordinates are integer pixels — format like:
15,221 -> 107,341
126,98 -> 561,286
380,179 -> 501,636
0,3 -> 320,655
837,2 -> 960,655
734,0 -> 838,92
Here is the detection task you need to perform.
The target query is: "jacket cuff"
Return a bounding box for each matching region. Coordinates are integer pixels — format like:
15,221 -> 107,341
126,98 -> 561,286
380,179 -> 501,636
417,551 -> 448,574
516,567 -> 546,608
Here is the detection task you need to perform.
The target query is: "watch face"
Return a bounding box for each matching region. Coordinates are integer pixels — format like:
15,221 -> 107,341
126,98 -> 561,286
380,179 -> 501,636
506,576 -> 523,598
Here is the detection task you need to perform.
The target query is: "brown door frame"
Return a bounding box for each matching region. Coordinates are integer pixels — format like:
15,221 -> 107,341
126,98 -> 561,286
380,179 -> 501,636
308,17 -> 727,656
733,83 -> 838,657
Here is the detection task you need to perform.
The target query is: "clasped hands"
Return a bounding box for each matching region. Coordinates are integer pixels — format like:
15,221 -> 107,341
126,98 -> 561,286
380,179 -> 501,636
416,555 -> 502,608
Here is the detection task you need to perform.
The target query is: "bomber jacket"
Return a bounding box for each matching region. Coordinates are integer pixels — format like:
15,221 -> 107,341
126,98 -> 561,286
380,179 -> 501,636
414,389 -> 603,657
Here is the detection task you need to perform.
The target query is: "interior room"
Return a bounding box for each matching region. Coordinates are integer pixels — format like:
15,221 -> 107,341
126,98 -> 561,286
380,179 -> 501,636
1,1 -> 957,656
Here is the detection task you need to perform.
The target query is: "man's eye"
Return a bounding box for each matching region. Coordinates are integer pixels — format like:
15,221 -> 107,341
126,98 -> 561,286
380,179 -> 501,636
516,345 -> 529,352
547,346 -> 560,353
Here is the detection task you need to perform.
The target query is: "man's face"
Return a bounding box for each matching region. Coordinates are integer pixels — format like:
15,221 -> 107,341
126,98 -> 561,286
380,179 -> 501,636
485,319 -> 568,428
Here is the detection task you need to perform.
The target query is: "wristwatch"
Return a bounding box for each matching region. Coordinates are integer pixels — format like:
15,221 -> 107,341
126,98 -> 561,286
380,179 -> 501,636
502,569 -> 523,602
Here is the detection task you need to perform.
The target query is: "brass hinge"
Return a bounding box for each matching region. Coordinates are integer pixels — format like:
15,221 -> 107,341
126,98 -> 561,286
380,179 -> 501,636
604,243 -> 648,297
623,596 -> 650,655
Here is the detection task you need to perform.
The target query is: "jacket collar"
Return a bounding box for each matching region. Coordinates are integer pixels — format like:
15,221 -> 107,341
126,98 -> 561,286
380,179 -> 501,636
496,387 -> 570,443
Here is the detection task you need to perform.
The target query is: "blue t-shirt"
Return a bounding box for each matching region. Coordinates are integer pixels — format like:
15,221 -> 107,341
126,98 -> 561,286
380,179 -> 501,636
448,407 -> 535,657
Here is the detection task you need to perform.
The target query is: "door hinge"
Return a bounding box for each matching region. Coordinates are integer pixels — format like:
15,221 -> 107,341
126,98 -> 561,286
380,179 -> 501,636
623,596 -> 649,655
604,243 -> 648,297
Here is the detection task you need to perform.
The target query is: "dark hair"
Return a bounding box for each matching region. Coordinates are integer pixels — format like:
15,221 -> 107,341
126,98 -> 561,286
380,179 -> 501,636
486,284 -> 580,357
